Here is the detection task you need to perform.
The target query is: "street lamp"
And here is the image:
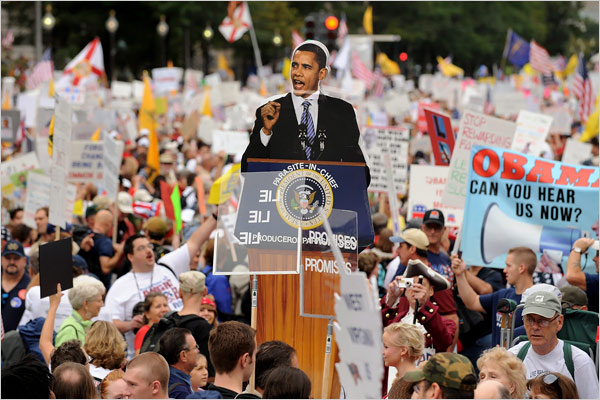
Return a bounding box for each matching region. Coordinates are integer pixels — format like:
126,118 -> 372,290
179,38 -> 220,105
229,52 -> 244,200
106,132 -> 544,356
42,4 -> 55,31
105,10 -> 118,82
273,30 -> 282,47
157,15 -> 169,66
203,24 -> 213,41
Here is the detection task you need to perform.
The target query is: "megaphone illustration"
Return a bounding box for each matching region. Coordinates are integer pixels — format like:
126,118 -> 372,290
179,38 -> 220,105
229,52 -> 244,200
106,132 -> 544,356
481,203 -> 582,264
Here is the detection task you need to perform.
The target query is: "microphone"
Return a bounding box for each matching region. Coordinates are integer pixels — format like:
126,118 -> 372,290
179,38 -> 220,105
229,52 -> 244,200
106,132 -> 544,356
318,129 -> 327,152
497,298 -> 517,314
298,124 -> 308,150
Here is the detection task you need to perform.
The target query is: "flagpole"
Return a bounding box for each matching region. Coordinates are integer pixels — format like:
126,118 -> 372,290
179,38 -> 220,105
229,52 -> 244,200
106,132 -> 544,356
245,3 -> 264,79
500,28 -> 512,75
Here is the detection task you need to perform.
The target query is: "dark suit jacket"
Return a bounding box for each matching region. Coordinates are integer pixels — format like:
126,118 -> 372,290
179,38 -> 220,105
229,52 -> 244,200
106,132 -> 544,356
241,93 -> 370,186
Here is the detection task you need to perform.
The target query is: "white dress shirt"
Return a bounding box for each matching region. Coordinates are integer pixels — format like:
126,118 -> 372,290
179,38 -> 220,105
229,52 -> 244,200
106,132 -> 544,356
260,91 -> 320,147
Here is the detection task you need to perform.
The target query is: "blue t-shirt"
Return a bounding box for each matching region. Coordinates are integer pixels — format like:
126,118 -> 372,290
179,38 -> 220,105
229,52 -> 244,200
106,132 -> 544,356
428,250 -> 454,285
585,273 -> 599,313
202,265 -> 233,315
479,287 -> 523,346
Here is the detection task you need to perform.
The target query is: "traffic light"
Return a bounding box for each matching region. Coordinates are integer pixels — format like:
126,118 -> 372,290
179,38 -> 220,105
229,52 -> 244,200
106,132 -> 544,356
399,52 -> 408,62
305,16 -> 315,40
324,15 -> 338,49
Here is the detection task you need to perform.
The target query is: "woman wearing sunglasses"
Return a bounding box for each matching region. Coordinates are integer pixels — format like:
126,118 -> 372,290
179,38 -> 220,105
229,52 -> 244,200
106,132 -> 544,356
527,372 -> 579,399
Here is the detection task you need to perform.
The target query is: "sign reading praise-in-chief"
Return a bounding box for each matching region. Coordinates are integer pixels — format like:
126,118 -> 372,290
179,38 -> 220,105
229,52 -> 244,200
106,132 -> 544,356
461,145 -> 599,273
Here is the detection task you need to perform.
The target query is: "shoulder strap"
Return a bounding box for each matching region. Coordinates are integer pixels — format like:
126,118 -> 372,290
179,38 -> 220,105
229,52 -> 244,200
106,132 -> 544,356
168,382 -> 189,394
157,262 -> 178,279
517,342 -> 531,361
563,341 -> 575,379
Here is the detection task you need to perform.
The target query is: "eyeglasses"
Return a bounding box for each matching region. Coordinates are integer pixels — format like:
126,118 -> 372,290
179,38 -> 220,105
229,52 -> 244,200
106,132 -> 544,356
523,314 -> 559,328
184,344 -> 200,352
134,243 -> 154,252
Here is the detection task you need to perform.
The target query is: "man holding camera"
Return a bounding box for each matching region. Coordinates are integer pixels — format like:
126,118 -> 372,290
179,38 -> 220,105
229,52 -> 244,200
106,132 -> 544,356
381,257 -> 457,353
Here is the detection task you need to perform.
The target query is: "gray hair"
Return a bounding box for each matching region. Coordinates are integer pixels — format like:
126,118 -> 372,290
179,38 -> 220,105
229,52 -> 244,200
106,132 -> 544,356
68,275 -> 106,310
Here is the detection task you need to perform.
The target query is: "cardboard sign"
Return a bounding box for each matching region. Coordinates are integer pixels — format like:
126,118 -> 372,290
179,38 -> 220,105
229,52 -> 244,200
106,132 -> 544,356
544,106 -> 572,135
102,135 -> 124,199
511,110 -> 553,157
39,238 -> 74,298
49,98 -> 72,229
16,91 -> 38,128
211,130 -> 249,157
69,141 -> 103,183
151,67 -> 184,94
462,86 -> 485,113
1,110 -> 20,142
561,139 -> 593,165
23,171 -> 76,229
442,111 -> 515,208
111,81 -> 133,99
407,165 -> 464,227
461,145 -> 599,273
424,108 -> 455,166
361,125 -> 410,194
493,90 -> 527,117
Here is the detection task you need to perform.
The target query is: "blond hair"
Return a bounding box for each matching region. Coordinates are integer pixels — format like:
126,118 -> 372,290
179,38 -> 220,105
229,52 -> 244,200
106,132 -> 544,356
126,352 -> 169,395
477,346 -> 527,399
84,321 -> 127,370
383,322 -> 424,362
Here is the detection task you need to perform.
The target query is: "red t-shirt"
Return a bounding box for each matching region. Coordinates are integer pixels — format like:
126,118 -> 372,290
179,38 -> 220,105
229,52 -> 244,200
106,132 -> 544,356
134,325 -> 151,351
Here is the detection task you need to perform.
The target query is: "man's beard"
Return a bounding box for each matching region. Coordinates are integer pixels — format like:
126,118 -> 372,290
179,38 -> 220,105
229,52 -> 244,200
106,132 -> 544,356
4,265 -> 19,275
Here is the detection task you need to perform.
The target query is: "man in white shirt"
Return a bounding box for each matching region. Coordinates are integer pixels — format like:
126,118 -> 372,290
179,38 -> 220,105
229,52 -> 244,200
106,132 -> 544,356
508,290 -> 598,399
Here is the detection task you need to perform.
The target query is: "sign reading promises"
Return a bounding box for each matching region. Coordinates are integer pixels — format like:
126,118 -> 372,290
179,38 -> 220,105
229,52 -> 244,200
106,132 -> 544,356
442,111 -> 515,208
361,125 -> 409,194
461,145 -> 599,273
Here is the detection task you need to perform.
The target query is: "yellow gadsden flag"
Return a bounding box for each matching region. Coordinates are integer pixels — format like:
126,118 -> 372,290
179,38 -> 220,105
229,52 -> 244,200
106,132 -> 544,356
208,163 -> 241,204
580,96 -> 599,143
376,52 -> 400,75
363,6 -> 373,35
90,126 -> 101,142
140,72 -> 159,176
437,56 -> 464,77
282,57 -> 291,81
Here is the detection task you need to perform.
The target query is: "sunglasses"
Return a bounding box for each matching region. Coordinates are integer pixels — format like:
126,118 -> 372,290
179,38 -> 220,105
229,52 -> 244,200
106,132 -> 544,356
528,373 -> 562,399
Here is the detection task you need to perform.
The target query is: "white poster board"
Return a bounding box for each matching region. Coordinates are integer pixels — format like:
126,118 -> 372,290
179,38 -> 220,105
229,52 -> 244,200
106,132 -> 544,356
511,110 -> 553,157
102,135 -> 124,200
69,141 -> 103,183
152,67 -> 184,94
361,125 -> 410,194
544,105 -> 573,135
48,97 -> 72,228
23,171 -> 76,229
211,130 -> 250,158
493,90 -> 527,117
561,139 -> 593,165
408,165 -> 464,227
111,81 -> 133,99
442,111 -> 515,208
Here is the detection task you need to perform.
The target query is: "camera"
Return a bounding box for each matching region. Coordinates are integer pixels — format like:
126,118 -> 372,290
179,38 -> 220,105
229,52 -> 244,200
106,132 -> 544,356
395,277 -> 413,289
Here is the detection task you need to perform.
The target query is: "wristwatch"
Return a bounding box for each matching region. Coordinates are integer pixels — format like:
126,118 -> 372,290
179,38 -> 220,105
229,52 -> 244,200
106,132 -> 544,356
571,247 -> 582,254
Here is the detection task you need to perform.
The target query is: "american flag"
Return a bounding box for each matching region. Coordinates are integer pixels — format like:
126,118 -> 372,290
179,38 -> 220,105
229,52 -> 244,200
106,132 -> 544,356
372,68 -> 384,97
573,53 -> 595,124
351,51 -> 374,89
337,13 -> 348,47
26,49 -> 53,90
1,30 -> 14,49
529,40 -> 553,75
292,30 -> 304,49
132,201 -> 161,219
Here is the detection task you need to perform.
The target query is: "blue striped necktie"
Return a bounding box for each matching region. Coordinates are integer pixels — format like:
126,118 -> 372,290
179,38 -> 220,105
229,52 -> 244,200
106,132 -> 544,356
301,100 -> 315,160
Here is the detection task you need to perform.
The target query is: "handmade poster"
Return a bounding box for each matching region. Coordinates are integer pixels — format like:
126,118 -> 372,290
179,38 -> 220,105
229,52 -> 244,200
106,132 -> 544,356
23,171 -> 76,229
102,135 -> 124,199
561,139 -> 593,166
511,110 -> 553,157
461,145 -> 599,273
360,125 -> 409,194
442,111 -> 515,208
152,67 -> 184,94
1,110 -> 20,143
48,98 -> 72,229
211,130 -> 250,158
424,108 -> 455,166
69,141 -> 103,183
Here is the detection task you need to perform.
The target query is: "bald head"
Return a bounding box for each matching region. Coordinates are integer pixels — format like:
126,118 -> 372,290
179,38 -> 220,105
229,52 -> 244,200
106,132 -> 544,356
475,379 -> 510,399
94,209 -> 114,235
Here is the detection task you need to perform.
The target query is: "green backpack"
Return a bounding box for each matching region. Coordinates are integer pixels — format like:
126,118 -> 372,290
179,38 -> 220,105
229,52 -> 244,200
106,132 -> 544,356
516,340 -> 574,379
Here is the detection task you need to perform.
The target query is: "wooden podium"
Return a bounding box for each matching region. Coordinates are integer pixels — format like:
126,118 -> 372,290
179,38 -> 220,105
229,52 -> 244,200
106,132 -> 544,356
238,159 -> 373,399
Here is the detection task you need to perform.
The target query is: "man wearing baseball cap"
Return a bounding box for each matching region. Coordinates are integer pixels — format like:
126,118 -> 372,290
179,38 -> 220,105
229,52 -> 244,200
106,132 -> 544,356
508,290 -> 598,399
421,209 -> 453,284
560,285 -> 588,311
403,352 -> 477,399
1,240 -> 30,331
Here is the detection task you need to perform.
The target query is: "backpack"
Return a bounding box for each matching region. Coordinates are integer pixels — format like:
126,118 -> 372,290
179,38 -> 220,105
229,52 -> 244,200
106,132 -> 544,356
516,340 -> 575,379
140,311 -> 203,353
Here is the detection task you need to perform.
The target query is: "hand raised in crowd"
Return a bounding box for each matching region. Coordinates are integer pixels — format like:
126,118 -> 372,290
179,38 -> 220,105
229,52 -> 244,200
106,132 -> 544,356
407,281 -> 429,310
451,254 -> 467,276
113,242 -> 124,254
49,283 -> 63,309
261,101 -> 281,133
573,237 -> 595,252
386,276 -> 406,307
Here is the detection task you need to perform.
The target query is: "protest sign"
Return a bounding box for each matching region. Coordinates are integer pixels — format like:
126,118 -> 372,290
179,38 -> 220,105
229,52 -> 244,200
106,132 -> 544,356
211,130 -> 249,158
544,105 -> 572,135
111,81 -> 133,99
16,90 -> 38,128
197,116 -> 218,144
561,139 -> 593,165
360,125 -> 409,194
383,92 -> 411,119
102,134 -> 124,200
424,108 -> 455,166
132,80 -> 144,101
48,98 -> 72,228
184,69 -> 203,92
511,110 -> 553,157
462,85 -> 485,113
69,141 -> 103,183
493,90 -> 527,117
216,81 -> 242,105
407,165 -> 464,227
23,171 -> 76,229
460,145 -> 599,273
1,110 -> 20,143
418,74 -> 434,94
39,238 -> 74,298
442,111 -> 515,208
1,152 -> 42,212
334,270 -> 383,399
417,101 -> 439,132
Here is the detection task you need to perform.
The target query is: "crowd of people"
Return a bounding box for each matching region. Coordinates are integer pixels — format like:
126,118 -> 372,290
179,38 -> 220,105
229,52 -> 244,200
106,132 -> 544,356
1,36 -> 599,399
